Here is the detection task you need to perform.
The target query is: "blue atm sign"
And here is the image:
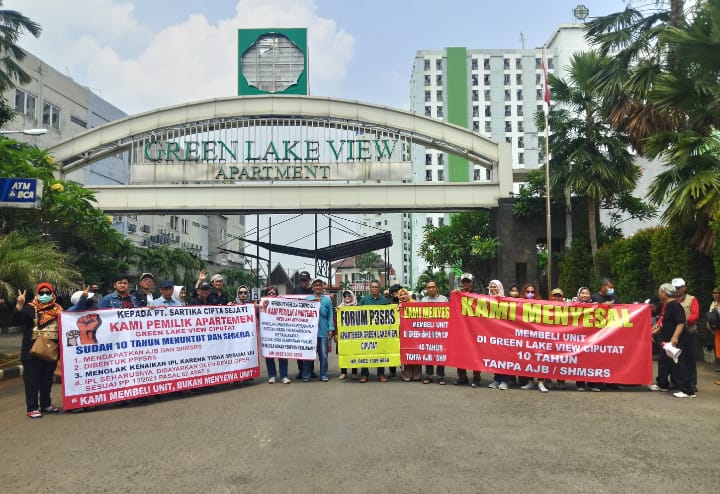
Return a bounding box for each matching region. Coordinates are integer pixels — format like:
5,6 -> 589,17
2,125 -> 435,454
0,178 -> 43,209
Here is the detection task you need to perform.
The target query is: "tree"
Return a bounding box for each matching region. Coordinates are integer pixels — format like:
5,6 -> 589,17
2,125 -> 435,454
0,232 -> 80,300
418,212 -> 499,282
414,269 -> 450,297
0,2 -> 41,92
540,51 -> 641,257
355,251 -> 383,281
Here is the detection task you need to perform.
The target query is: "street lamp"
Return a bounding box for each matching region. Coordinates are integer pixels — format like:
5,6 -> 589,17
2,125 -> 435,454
0,128 -> 48,136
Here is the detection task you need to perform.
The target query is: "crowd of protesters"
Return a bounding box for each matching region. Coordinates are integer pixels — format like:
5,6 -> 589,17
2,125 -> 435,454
14,268 -> 720,418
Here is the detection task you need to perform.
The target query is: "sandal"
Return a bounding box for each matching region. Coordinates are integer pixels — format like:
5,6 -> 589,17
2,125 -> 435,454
27,410 -> 42,419
423,376 -> 433,384
438,377 -> 446,385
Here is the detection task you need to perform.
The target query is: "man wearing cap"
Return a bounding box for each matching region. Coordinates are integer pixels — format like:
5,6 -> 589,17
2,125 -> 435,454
453,273 -> 482,386
672,277 -> 699,392
157,280 -> 183,307
292,271 -> 314,295
190,282 -> 213,305
131,273 -> 156,307
550,288 -> 564,301
303,278 -> 335,382
99,274 -> 140,309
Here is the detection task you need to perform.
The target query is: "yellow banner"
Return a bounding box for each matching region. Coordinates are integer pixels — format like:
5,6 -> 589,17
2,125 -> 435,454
337,305 -> 400,368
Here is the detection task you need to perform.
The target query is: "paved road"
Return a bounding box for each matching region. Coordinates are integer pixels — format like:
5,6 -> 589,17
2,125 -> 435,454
1,353 -> 719,493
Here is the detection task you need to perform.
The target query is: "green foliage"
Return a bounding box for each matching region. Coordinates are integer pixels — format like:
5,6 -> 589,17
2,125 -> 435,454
418,212 -> 499,282
608,228 -> 656,302
649,225 -> 693,288
557,241 -> 594,297
413,269 -> 450,298
0,4 -> 42,92
0,232 -> 80,299
219,268 -> 257,295
135,246 -> 203,289
712,218 -> 720,288
512,170 -> 546,219
355,251 -> 383,280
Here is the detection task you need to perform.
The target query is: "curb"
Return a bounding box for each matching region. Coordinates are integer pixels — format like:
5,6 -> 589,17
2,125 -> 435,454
0,365 -> 22,380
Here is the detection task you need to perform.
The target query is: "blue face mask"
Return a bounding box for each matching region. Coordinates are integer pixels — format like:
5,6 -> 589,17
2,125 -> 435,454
606,288 -> 615,296
37,294 -> 52,304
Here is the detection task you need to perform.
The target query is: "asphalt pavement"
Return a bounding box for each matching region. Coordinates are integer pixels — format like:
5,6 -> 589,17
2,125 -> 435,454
1,349 -> 719,493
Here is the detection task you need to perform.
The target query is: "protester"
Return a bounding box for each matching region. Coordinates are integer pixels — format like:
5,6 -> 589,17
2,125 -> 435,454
304,279 -> 334,382
336,289 -> 358,381
263,286 -> 290,384
518,283 -> 550,392
13,283 -> 63,418
507,284 -> 520,298
591,278 -> 621,304
209,274 -> 230,305
99,274 -> 140,308
650,283 -> 695,398
548,288 -> 567,390
453,273 -> 483,387
386,284 -> 402,378
358,280 -> 389,382
708,287 -> 720,384
189,282 -> 212,305
235,285 -> 254,305
398,287 -> 423,382
671,278 -> 699,393
131,272 -> 156,307
172,286 -> 187,306
422,279 -> 448,385
485,280 -> 512,390
293,271 -> 315,378
574,287 -> 600,391
156,280 -> 183,306
68,285 -> 97,311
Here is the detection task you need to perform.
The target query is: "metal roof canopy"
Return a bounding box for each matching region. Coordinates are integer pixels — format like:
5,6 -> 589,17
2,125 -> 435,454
240,231 -> 392,262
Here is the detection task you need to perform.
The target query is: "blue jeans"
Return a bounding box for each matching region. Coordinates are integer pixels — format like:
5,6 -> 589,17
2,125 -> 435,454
265,358 -> 288,379
303,337 -> 328,380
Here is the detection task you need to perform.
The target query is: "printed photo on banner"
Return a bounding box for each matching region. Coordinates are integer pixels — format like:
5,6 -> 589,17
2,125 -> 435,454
59,305 -> 259,410
337,305 -> 400,368
259,297 -> 320,360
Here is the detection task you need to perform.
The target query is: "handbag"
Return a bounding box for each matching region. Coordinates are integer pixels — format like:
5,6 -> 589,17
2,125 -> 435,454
29,332 -> 59,361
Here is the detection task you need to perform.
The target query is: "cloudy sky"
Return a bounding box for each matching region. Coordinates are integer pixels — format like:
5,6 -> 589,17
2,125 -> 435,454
14,0 -> 628,114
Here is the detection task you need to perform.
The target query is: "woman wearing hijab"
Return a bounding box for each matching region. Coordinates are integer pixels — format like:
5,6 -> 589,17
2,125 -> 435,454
485,280 -> 512,390
172,285 -> 187,306
13,283 -> 63,418
336,289 -> 358,380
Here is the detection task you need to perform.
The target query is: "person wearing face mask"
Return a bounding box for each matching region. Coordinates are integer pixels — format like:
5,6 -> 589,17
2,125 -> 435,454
573,287 -> 600,391
485,279 -> 512,390
507,284 -> 521,298
591,278 -> 621,305
453,273 -> 483,387
13,283 -> 64,418
398,288 -> 423,382
517,283 -> 550,392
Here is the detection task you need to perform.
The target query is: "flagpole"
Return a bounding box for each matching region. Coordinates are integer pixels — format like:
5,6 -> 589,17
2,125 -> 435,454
542,47 -> 552,297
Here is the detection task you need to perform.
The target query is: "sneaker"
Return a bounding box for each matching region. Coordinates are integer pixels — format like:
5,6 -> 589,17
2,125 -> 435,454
42,405 -> 60,413
648,384 -> 669,392
590,387 -> 601,392
320,376 -> 329,382
498,382 -> 509,390
520,382 -> 536,390
338,373 -> 347,381
27,410 -> 42,419
488,381 -> 500,389
302,378 -> 310,382
672,391 -> 696,398
267,377 -> 276,384
538,382 -> 549,393
576,387 -> 585,391
281,377 -> 291,384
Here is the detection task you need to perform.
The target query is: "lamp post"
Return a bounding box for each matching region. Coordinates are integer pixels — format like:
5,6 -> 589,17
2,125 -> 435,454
0,128 -> 48,136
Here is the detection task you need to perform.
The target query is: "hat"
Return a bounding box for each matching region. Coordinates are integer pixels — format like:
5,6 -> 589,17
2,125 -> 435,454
158,280 -> 174,289
299,271 -> 311,280
551,288 -> 564,296
312,278 -> 325,285
671,277 -> 686,288
460,273 -> 474,281
198,281 -> 211,290
70,290 -> 95,305
389,284 -> 402,293
140,272 -> 154,281
36,282 -> 54,294
210,274 -> 223,282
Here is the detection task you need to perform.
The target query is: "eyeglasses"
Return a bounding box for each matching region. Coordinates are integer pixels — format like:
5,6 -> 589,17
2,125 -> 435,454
525,290 -> 535,293
238,291 -> 248,295
713,292 -> 720,295
552,294 -> 563,298
267,292 -> 277,296
38,291 -> 52,295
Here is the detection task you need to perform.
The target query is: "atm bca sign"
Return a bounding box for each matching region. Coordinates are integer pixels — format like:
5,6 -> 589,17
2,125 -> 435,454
0,178 -> 43,209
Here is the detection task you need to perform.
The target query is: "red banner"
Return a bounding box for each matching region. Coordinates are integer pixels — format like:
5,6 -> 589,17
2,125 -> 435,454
399,303 -> 450,367
400,294 -> 653,384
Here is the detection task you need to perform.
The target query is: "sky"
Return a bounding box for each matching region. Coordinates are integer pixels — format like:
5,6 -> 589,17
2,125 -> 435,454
10,0 -> 630,277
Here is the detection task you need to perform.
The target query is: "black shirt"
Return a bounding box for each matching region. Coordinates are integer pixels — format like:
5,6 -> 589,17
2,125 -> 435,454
660,300 -> 686,341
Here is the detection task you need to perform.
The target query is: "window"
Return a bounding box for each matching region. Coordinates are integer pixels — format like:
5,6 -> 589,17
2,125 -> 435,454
505,105 -> 511,117
472,74 -> 478,86
485,121 -> 492,133
424,90 -> 431,102
42,102 -> 61,129
518,152 -> 524,164
425,106 -> 431,117
70,115 -> 87,128
438,169 -> 445,181
484,58 -> 490,70
436,74 -> 442,85
472,121 -> 479,131
484,74 -> 490,86
516,58 -> 522,70
473,106 -> 480,117
518,136 -> 525,148
535,58 -> 541,69
436,90 -> 443,101
426,217 -> 433,225
517,105 -> 524,116
516,89 -> 523,100
548,58 -> 554,69
537,104 -> 543,113
425,154 -> 432,166
484,106 -> 491,117
170,215 -> 179,230
181,219 -> 189,234
505,136 -> 512,143
505,121 -> 512,132
518,121 -> 524,132
438,217 -> 445,227
472,90 -> 478,101
516,74 -> 522,85
436,59 -> 442,70
438,154 -> 445,166
424,59 -> 430,70
536,74 -> 542,85
484,89 -> 491,100
424,75 -> 431,86
425,170 -> 432,182
503,58 -> 510,70
536,89 -> 543,99
473,168 -> 481,180
471,58 -> 478,70
436,106 -> 443,117
504,74 -> 511,85
14,89 -> 36,117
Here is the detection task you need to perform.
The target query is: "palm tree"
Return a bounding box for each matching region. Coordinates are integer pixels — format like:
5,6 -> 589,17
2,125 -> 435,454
0,2 -> 41,92
541,51 -> 640,257
0,232 -> 80,300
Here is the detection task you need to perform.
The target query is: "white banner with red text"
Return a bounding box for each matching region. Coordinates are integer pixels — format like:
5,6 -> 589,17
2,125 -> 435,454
59,305 -> 259,410
259,297 -> 320,360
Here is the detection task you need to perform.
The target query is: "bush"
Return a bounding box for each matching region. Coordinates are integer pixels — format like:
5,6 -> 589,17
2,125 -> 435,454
608,228 -> 655,302
557,241 -> 594,297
